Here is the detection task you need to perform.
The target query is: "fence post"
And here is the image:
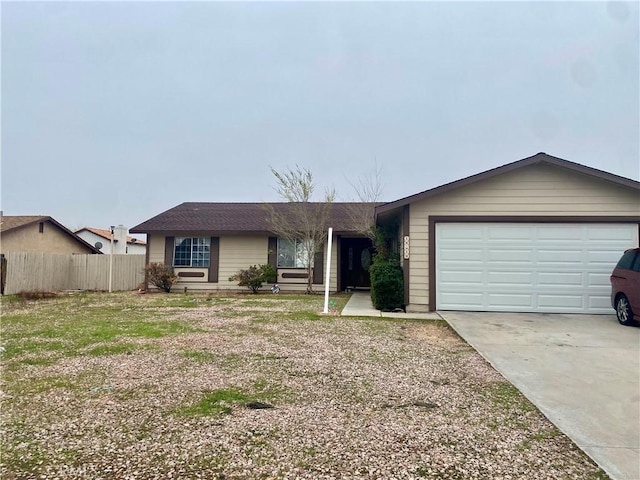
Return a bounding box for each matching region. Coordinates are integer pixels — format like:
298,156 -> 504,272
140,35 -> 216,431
0,254 -> 6,295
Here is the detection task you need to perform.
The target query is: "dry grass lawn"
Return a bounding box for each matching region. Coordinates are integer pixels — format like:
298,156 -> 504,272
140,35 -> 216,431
0,291 -> 608,479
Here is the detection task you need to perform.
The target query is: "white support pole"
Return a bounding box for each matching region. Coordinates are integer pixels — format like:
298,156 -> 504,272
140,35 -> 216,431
108,226 -> 114,293
323,227 -> 333,314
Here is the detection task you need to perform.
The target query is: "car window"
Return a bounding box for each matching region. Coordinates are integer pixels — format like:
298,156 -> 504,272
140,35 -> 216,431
616,250 -> 638,270
632,252 -> 640,273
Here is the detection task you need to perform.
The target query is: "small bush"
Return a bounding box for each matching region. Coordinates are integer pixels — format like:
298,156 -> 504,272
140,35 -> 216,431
145,263 -> 179,293
229,264 -> 277,294
370,257 -> 404,311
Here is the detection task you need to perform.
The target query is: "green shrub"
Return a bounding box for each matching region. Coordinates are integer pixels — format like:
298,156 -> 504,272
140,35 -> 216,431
144,263 -> 179,293
369,257 -> 404,311
229,264 -> 277,294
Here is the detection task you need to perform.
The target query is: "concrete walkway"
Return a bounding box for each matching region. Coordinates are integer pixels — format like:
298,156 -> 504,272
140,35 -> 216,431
340,290 -> 441,320
341,293 -> 640,480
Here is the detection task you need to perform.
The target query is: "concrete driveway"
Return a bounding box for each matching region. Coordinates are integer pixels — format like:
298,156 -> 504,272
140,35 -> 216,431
439,311 -> 640,480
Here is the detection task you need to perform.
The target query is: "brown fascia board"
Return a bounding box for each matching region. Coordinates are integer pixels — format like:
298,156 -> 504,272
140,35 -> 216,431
375,152 -> 640,215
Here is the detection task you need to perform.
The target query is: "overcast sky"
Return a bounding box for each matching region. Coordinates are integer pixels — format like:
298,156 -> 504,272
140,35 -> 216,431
2,1 -> 638,233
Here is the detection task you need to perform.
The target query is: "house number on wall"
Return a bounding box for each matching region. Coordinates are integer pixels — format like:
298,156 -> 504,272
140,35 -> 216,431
403,236 -> 410,259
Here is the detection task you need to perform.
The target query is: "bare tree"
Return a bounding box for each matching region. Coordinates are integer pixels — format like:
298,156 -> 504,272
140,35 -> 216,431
345,161 -> 384,241
266,165 -> 335,294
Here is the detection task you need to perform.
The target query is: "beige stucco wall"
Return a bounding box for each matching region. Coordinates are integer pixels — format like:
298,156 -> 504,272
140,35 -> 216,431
146,233 -> 339,293
406,164 -> 640,311
1,221 -> 95,255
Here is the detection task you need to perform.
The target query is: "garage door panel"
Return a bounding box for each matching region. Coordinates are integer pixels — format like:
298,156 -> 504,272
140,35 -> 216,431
589,295 -> 612,309
440,226 -> 484,240
440,271 -> 484,283
538,294 -> 584,309
537,249 -> 584,263
439,248 -> 483,262
538,226 -> 583,240
488,226 -> 533,240
588,272 -> 610,286
487,249 -> 533,262
588,250 -> 628,263
537,272 -> 583,286
487,271 -> 532,285
440,292 -> 483,307
436,223 -> 639,314
487,294 -> 533,307
587,225 -> 638,241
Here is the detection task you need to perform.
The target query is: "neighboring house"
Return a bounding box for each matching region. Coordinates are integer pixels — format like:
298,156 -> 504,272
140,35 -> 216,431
0,215 -> 101,255
131,152 -> 640,314
377,152 -> 640,314
130,203 -> 377,293
75,226 -> 147,255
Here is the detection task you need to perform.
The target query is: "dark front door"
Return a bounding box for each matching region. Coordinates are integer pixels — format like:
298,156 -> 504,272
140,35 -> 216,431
340,238 -> 374,290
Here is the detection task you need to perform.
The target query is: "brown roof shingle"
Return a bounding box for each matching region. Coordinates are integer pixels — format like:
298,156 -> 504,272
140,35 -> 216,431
130,202 -> 378,234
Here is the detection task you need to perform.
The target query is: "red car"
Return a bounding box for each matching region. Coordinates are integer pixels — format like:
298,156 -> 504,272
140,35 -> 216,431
610,247 -> 640,325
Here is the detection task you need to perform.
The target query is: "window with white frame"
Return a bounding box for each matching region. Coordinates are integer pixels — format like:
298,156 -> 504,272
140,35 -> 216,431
174,237 -> 210,267
277,238 -> 313,268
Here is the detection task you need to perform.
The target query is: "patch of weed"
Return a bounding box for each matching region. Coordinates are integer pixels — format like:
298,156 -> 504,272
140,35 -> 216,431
9,375 -> 82,395
519,428 -> 562,450
2,307 -> 201,359
282,311 -> 321,321
14,356 -> 58,367
487,381 -> 535,412
84,343 -> 145,356
179,388 -> 250,416
1,339 -> 66,360
178,379 -> 284,417
181,350 -> 218,363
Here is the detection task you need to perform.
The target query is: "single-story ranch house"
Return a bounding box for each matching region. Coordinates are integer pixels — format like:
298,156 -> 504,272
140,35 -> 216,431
131,153 -> 640,314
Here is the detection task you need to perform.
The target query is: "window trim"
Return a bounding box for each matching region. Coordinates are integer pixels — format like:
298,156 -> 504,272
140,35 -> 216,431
173,236 -> 211,268
277,238 -> 314,269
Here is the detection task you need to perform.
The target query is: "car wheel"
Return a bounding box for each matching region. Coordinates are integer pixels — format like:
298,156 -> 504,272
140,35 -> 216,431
616,294 -> 635,326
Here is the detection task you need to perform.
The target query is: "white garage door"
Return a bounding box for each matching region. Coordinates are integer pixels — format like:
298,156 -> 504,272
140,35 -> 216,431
436,223 -> 639,313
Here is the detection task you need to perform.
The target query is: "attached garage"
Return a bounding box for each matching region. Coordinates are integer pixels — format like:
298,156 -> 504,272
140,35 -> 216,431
436,222 -> 639,313
375,153 -> 640,314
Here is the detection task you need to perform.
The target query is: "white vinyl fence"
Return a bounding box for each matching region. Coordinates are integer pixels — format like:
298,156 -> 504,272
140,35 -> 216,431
2,252 -> 146,295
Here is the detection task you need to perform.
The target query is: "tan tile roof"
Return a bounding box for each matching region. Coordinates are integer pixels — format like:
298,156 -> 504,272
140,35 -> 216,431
77,227 -> 146,245
131,202 -> 378,234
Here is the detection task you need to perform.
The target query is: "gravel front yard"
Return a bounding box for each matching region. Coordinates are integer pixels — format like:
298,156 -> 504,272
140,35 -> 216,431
0,292 -> 608,479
